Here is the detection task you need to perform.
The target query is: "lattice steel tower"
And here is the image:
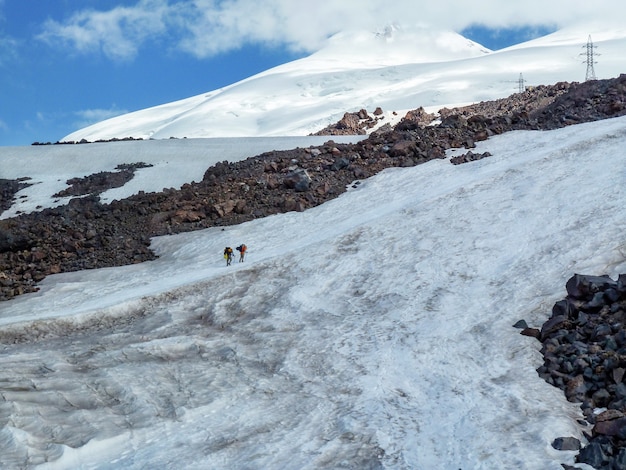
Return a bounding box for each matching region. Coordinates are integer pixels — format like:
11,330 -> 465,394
582,35 -> 598,81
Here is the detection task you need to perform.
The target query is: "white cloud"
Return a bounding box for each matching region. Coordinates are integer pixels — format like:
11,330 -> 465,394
0,34 -> 18,66
37,0 -> 169,61
36,0 -> 626,60
73,106 -> 128,129
0,1 -> 18,66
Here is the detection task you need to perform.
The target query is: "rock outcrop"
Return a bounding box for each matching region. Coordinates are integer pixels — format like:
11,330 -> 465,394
312,108 -> 389,135
2,74 -> 626,302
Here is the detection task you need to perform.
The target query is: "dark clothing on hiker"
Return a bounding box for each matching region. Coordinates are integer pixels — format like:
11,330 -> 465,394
236,244 -> 247,262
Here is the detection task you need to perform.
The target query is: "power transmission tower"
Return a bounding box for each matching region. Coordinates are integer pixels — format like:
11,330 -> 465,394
581,35 -> 598,81
518,73 -> 526,93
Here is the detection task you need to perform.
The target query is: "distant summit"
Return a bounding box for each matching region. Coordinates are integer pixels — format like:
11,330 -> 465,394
299,24 -> 491,68
62,24 -> 626,143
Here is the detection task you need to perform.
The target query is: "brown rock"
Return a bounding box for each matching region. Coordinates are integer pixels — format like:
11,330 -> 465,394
593,417 -> 626,438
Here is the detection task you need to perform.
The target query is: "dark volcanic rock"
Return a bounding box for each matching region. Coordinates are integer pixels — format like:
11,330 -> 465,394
0,178 -> 32,213
532,272 -> 626,469
552,436 -> 581,451
313,108 -> 387,135
450,151 -> 492,165
53,162 -> 153,198
2,75 -> 626,303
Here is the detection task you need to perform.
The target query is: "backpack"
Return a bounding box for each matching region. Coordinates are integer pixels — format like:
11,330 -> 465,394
236,244 -> 247,252
225,247 -> 233,255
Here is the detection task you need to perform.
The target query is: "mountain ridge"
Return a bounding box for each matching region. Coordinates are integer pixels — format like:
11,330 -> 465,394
3,73 -> 624,300
62,24 -> 626,143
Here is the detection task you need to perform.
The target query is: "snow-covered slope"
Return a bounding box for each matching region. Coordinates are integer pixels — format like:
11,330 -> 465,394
63,23 -> 626,143
3,116 -> 626,469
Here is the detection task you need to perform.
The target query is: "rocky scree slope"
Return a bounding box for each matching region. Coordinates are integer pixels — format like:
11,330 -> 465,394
520,274 -> 626,469
1,74 -> 626,470
1,75 -> 625,302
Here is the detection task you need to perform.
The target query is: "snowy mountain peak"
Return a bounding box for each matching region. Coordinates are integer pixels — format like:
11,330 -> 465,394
374,23 -> 399,39
307,23 -> 491,68
62,25 -> 626,144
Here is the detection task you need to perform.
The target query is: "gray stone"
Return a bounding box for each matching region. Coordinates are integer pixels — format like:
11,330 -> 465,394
551,436 -> 581,451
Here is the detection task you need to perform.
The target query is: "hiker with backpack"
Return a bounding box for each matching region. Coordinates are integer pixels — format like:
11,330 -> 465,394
224,247 -> 233,266
236,244 -> 247,262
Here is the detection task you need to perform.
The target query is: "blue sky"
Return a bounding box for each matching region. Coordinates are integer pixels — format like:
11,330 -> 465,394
0,0 -> 621,147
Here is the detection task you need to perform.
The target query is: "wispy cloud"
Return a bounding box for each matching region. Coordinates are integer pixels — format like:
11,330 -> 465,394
0,34 -> 18,66
73,107 -> 129,128
0,0 -> 18,66
36,0 -> 626,61
37,0 -> 169,61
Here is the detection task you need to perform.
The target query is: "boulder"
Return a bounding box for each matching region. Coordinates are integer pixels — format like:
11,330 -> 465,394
283,169 -> 311,192
551,437 -> 581,451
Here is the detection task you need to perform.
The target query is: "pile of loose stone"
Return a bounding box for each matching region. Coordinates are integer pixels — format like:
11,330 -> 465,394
521,274 -> 626,469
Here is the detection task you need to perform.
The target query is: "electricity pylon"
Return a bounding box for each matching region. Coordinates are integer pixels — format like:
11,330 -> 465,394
581,35 -> 598,81
518,73 -> 526,93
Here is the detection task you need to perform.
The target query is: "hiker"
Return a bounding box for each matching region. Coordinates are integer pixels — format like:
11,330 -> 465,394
236,244 -> 247,262
224,247 -> 233,266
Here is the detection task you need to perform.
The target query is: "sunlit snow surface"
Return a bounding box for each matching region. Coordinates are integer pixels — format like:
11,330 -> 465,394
2,117 -> 626,468
62,24 -> 626,143
0,136 -> 362,220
